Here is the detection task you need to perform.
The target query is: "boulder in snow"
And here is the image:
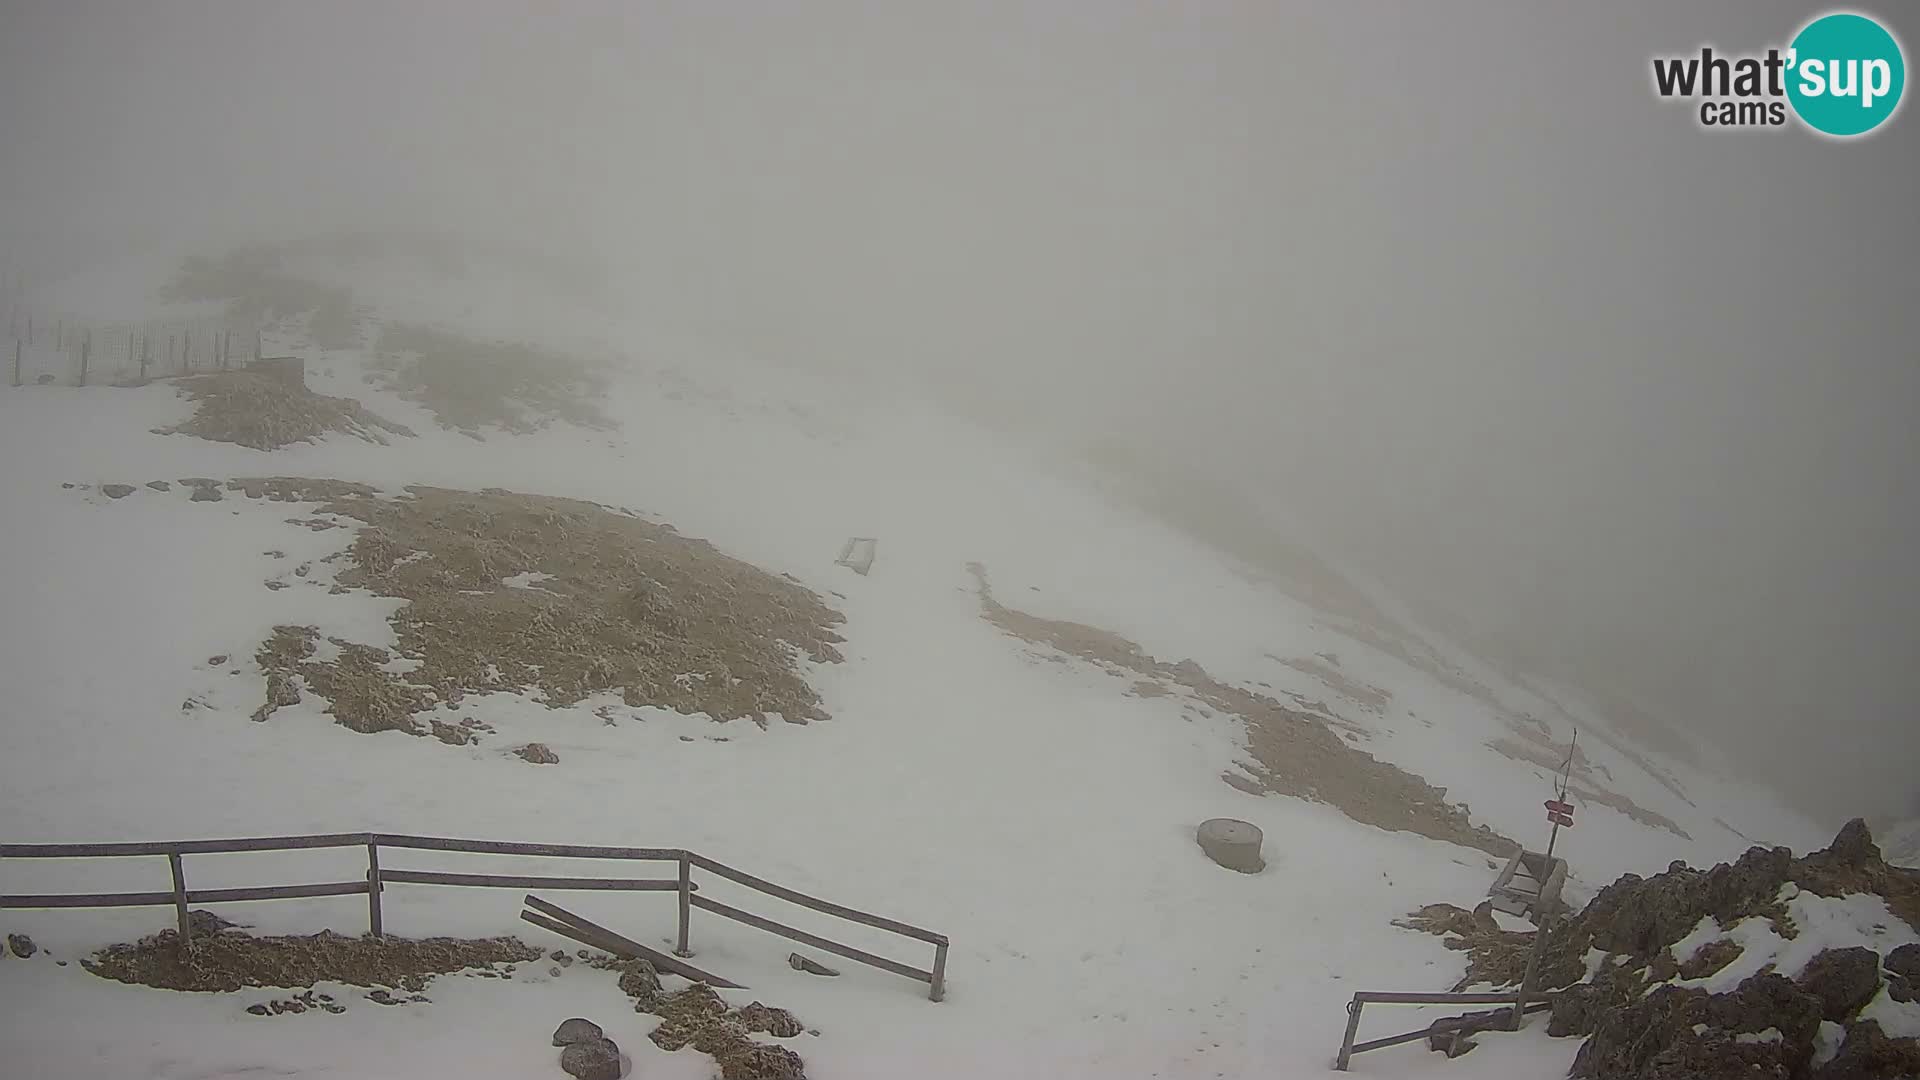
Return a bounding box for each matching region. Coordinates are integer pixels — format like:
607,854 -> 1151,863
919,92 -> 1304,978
559,1036 -> 622,1080
552,1017 -> 604,1046
517,743 -> 559,765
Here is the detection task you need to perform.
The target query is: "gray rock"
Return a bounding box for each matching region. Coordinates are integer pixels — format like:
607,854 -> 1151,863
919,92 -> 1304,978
190,485 -> 223,502
552,1017 -> 605,1046
1883,942 -> 1920,1000
102,484 -> 136,499
8,933 -> 36,958
1798,947 -> 1882,1022
146,480 -> 171,491
1812,1019 -> 1920,1080
559,1036 -> 622,1080
516,742 -> 559,765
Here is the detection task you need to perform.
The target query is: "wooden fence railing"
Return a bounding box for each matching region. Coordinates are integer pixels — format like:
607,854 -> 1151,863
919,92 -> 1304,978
0,832 -> 948,1000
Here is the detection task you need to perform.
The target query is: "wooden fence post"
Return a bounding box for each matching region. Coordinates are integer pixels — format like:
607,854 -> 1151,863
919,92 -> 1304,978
366,841 -> 384,938
140,335 -> 150,381
254,329 -> 262,363
675,853 -> 693,957
167,852 -> 191,945
929,942 -> 948,1002
78,332 -> 90,386
168,335 -> 176,373
182,328 -> 191,372
222,329 -> 231,370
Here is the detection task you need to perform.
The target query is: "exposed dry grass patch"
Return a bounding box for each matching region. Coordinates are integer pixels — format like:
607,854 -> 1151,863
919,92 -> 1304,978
372,323 -> 611,435
83,921 -> 538,994
965,562 -> 1513,857
247,481 -> 844,737
159,372 -> 413,451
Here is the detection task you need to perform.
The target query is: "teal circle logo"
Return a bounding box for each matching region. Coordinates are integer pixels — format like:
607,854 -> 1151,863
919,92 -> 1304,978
1787,12 -> 1906,137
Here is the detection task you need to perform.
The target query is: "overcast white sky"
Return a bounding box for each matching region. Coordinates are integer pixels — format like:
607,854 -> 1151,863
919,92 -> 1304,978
2,1 -> 1915,825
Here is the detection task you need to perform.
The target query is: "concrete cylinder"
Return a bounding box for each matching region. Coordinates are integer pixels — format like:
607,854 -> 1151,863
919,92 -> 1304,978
1197,818 -> 1265,873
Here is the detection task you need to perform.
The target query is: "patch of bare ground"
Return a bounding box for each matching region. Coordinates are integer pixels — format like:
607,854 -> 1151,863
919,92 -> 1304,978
1487,735 -> 1690,839
158,372 -> 413,451
1269,653 -> 1393,713
246,481 -> 844,736
965,562 -> 1513,857
82,919 -> 539,994
371,323 -> 612,436
602,959 -> 810,1079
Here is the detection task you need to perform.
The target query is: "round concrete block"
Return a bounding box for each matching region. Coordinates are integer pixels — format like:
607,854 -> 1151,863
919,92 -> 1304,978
1197,817 -> 1265,873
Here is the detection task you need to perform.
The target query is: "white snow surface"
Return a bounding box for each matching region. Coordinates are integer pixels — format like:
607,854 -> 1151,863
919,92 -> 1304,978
0,261 -> 1841,1078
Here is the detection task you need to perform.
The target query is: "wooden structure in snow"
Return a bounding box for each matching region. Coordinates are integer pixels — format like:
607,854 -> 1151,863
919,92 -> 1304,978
1487,849 -> 1566,923
835,536 -> 877,575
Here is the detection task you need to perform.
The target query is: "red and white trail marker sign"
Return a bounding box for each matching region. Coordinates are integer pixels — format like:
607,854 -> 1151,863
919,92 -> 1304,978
1545,799 -> 1574,827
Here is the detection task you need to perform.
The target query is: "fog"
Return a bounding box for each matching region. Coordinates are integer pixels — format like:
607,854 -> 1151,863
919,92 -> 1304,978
3,1 -> 1915,826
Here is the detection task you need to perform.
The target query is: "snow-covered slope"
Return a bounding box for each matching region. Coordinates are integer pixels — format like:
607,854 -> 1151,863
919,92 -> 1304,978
0,253 -> 1830,1079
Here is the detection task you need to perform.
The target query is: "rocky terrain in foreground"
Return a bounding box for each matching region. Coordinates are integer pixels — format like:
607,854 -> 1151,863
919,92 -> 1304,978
1402,820 -> 1920,1078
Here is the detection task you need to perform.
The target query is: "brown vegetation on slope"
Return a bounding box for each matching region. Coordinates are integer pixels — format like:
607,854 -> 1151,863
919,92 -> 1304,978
245,480 -> 844,737
965,562 -> 1514,856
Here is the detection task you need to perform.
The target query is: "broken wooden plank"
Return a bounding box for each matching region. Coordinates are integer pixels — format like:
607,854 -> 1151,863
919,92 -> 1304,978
521,894 -> 745,988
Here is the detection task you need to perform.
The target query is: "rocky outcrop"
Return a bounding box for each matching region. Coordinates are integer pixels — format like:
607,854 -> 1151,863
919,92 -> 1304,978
1408,820 -> 1920,1079
1798,947 -> 1883,1023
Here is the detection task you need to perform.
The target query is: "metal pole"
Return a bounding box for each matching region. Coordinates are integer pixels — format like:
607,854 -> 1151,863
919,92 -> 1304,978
929,941 -> 949,1002
1509,900 -> 1557,1030
1334,996 -> 1364,1070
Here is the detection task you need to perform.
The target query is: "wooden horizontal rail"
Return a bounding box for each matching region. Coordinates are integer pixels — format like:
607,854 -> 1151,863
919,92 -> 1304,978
370,835 -> 683,861
190,881 -> 371,904
0,890 -> 179,909
689,853 -> 947,946
1,880 -> 370,909
690,893 -> 932,984
0,832 -> 372,858
0,834 -> 685,861
382,869 -> 692,892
